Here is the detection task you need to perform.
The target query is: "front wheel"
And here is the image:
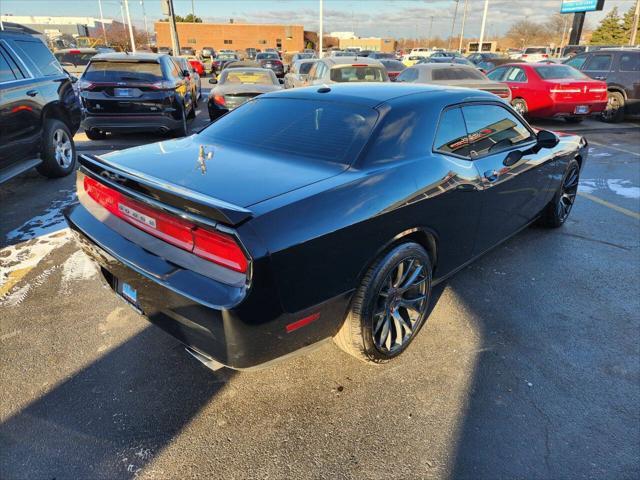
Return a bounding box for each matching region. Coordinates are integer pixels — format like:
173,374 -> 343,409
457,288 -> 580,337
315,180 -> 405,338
334,242 -> 432,363
539,159 -> 580,228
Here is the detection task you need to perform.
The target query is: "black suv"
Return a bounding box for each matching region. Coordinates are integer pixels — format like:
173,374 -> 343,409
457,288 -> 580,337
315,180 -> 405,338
564,49 -> 640,122
79,52 -> 196,139
0,30 -> 81,183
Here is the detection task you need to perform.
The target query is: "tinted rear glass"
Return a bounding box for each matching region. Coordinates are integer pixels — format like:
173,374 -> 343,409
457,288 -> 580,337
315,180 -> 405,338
381,60 -> 405,70
55,52 -> 95,66
257,53 -> 279,60
13,39 -> 63,76
330,66 -> 386,82
524,47 -> 547,54
299,62 -> 315,74
83,61 -> 163,82
432,67 -> 485,80
199,98 -> 377,165
535,65 -> 587,80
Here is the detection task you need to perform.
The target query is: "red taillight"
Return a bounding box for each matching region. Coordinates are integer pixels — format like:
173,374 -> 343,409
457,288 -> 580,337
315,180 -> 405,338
69,49 -> 81,54
497,90 -> 510,98
352,64 -> 368,67
542,54 -> 548,58
83,176 -> 247,273
193,228 -> 248,273
214,95 -> 226,106
522,54 -> 528,58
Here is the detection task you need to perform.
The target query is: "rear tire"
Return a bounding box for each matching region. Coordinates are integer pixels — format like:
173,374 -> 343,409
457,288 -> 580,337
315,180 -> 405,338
539,159 -> 580,228
334,242 -> 432,364
173,104 -> 188,137
601,91 -> 625,123
85,128 -> 107,140
37,119 -> 76,178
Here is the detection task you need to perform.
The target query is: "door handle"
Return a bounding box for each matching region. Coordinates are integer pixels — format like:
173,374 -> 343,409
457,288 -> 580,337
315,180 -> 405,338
484,170 -> 499,182
594,76 -> 606,80
26,89 -> 38,97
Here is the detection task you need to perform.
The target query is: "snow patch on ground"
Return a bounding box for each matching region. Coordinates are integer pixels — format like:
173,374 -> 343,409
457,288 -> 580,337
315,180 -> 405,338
60,250 -> 98,293
580,178 -> 640,199
6,189 -> 77,242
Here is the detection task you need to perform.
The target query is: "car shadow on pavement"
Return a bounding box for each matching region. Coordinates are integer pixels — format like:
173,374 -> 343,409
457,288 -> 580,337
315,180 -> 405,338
0,326 -> 234,479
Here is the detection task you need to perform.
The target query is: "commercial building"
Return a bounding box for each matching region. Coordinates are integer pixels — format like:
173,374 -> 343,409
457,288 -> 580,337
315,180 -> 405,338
154,21 -> 305,53
339,37 -> 395,53
0,15 -> 113,38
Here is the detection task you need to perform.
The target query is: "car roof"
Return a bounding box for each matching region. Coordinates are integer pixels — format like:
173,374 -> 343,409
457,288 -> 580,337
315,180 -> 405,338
91,52 -> 165,62
54,48 -> 98,53
260,83 -> 497,107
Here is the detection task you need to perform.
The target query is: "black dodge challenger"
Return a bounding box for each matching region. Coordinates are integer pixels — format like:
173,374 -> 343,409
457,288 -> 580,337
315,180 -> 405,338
65,83 -> 587,370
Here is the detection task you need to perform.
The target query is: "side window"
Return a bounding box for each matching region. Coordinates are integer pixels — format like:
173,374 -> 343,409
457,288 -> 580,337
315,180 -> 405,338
505,67 -> 527,82
486,66 -> 507,81
396,68 -> 418,82
0,50 -> 17,82
619,53 -> 640,72
565,54 -> 587,70
12,39 -> 63,76
462,104 -> 533,158
583,54 -> 612,72
433,107 -> 470,158
316,62 -> 327,80
307,64 -> 318,80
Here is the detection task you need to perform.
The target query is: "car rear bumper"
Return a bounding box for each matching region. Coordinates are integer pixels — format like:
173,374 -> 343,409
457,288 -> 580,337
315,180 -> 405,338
64,199 -> 350,370
81,114 -> 182,133
537,100 -> 608,117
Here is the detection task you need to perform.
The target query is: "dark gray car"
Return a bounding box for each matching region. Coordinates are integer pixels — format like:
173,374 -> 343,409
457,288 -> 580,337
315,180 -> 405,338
564,49 -> 640,122
395,64 -> 511,101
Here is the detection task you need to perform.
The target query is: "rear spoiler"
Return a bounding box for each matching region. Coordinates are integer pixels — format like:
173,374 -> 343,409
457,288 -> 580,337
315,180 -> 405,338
78,154 -> 253,226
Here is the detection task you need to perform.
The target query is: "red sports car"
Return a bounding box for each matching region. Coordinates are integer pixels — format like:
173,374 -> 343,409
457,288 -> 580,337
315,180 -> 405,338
486,63 -> 608,123
186,56 -> 205,76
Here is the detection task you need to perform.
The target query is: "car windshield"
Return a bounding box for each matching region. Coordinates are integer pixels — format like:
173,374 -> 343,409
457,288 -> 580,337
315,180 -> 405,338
82,61 -> 163,82
199,98 -> 378,165
257,53 -> 279,60
330,66 -> 386,82
54,52 -> 95,66
221,70 -> 274,84
432,67 -> 485,80
535,65 -> 587,80
524,47 -> 547,54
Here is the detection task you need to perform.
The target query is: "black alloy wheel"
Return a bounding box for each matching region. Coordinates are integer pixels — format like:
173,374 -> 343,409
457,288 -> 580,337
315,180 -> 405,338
372,257 -> 430,354
539,159 -> 580,228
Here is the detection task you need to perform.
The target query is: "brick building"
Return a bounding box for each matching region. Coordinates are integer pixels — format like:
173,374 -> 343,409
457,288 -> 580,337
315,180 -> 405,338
154,22 -> 305,53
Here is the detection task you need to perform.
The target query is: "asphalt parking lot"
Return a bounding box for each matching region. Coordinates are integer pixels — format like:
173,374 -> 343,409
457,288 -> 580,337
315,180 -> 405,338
1,85 -> 639,479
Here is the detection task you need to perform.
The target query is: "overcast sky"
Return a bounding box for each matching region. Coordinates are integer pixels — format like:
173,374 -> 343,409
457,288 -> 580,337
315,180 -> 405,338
1,0 -> 637,39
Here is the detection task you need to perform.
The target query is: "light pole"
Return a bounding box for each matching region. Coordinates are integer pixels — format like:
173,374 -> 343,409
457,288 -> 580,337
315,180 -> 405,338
630,0 -> 640,46
427,16 -> 434,47
448,0 -> 460,50
98,0 -> 108,45
319,0 -> 323,56
123,0 -> 136,52
458,0 -> 469,53
478,0 -> 489,52
140,0 -> 150,48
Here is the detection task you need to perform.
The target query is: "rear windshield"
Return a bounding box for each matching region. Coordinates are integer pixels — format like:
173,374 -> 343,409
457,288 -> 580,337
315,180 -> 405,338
381,60 -> 405,70
299,62 -> 315,74
432,67 -> 485,80
330,66 -> 386,82
524,47 -> 547,54
257,53 -> 279,60
221,70 -> 274,84
55,52 -> 95,66
83,61 -> 163,82
199,98 -> 377,165
535,65 -> 587,80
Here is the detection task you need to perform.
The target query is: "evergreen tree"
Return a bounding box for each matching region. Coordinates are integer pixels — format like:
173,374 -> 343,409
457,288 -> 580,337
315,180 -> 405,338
590,7 -> 625,45
622,4 -> 639,44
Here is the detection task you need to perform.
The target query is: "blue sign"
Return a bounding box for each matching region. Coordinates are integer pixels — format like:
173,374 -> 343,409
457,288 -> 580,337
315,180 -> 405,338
560,0 -> 605,13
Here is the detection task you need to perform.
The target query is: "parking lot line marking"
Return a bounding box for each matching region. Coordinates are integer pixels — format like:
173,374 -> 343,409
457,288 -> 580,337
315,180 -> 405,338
578,192 -> 640,220
588,141 -> 640,157
0,266 -> 32,297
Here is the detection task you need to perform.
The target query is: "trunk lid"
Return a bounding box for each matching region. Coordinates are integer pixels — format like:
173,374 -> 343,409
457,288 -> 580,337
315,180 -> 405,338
548,79 -> 608,102
84,134 -> 347,222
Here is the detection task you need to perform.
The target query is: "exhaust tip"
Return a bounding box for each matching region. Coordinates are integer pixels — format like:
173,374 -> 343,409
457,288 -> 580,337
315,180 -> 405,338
185,346 -> 225,372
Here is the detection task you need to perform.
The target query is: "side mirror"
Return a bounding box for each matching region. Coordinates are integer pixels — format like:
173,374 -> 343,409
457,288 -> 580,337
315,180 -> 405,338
70,75 -> 79,84
208,77 -> 217,84
536,129 -> 560,149
278,78 -> 284,84
182,69 -> 190,77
